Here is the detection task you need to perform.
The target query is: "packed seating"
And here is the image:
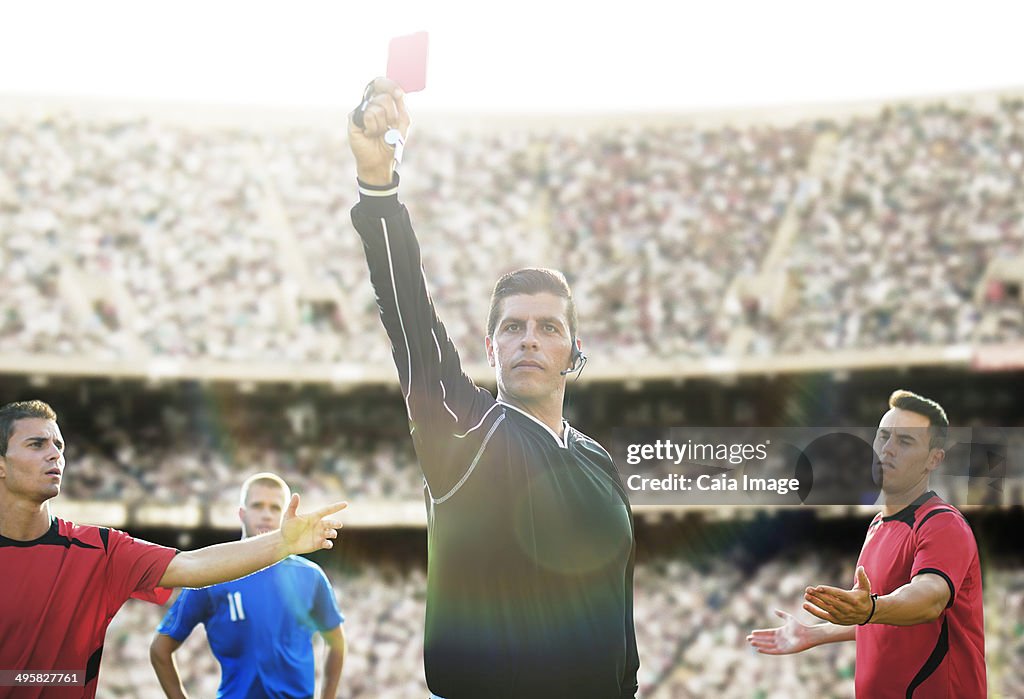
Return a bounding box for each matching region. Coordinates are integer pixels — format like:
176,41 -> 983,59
94,548 -> 1024,697
5,96 -> 1021,366
760,100 -> 1024,353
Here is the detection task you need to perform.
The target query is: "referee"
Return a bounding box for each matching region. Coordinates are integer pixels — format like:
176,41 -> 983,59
347,79 -> 639,699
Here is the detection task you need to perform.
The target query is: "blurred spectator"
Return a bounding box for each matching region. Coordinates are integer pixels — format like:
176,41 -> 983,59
95,548 -> 1024,697
7,97 -> 1021,367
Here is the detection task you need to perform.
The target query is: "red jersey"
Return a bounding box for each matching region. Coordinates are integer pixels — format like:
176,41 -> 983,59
0,517 -> 176,699
855,491 -> 986,698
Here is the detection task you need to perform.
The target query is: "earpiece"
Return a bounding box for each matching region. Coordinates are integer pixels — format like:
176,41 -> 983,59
560,341 -> 588,377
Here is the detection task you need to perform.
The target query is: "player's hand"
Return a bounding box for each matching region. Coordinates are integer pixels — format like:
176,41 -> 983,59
802,565 -> 874,625
279,493 -> 347,556
348,77 -> 410,186
746,609 -> 818,655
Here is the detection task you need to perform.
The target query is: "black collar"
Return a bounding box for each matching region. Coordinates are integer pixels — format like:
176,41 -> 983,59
881,490 -> 938,526
0,517 -> 101,550
0,516 -> 58,547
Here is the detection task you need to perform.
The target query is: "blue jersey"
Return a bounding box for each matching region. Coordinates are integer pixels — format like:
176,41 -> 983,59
157,556 -> 343,699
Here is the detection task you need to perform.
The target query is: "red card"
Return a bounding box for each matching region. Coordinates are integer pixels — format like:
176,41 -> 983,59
386,31 -> 429,93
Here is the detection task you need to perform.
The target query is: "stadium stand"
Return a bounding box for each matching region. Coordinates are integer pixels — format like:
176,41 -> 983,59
3,95 -> 1023,376
2,91 -> 1023,696
3,370 -> 1013,510
92,534 -> 1023,698
752,101 -> 1024,355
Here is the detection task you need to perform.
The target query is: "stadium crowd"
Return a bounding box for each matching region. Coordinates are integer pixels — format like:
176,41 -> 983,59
91,548 -> 1023,697
54,391 -> 424,504
543,123 -> 815,361
41,378 -> 1022,508
3,93 -> 1023,699
3,95 -> 1022,367
759,100 -> 1024,354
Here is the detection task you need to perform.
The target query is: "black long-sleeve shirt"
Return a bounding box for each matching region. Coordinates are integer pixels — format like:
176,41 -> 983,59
352,180 -> 639,699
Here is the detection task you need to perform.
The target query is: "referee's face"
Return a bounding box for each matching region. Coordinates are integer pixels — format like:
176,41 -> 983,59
486,293 -> 575,405
0,418 -> 66,504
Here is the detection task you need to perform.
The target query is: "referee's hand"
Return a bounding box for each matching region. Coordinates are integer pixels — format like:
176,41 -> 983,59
348,77 -> 410,186
280,493 -> 347,556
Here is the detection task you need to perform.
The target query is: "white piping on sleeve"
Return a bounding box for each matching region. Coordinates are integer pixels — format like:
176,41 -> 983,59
453,402 -> 501,439
433,413 -> 505,504
431,329 -> 443,363
381,218 -> 413,407
432,329 -> 459,423
439,379 -> 458,422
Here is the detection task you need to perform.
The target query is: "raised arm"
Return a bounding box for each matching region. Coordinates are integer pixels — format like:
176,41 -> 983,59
158,495 -> 345,589
347,79 -> 497,494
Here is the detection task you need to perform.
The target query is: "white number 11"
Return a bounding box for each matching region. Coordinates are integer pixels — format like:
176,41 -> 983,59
227,592 -> 245,621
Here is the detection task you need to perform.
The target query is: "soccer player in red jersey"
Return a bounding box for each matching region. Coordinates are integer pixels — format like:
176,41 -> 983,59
0,400 -> 347,699
747,390 -> 985,698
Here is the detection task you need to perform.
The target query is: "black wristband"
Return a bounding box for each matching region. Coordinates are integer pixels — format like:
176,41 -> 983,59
859,593 -> 879,626
357,172 -> 400,193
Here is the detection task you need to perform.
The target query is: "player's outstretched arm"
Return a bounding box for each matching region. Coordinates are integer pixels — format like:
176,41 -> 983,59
319,625 -> 346,699
746,608 -> 855,655
149,633 -> 188,699
158,495 -> 346,589
804,565 -> 950,626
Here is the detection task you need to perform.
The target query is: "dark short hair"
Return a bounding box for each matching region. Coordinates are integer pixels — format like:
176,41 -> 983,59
486,268 -> 578,339
888,389 -> 948,449
0,400 -> 58,457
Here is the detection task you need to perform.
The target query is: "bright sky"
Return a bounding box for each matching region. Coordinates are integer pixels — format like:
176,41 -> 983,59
1,0 -> 1021,113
